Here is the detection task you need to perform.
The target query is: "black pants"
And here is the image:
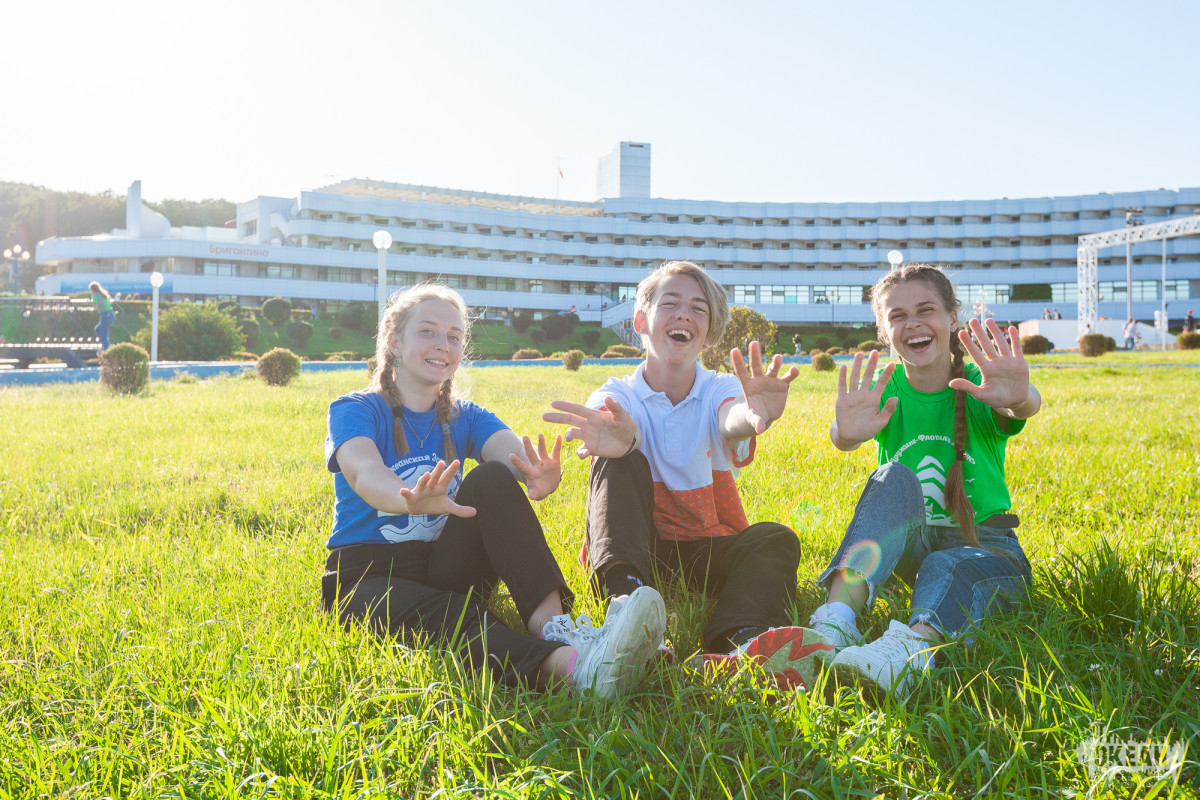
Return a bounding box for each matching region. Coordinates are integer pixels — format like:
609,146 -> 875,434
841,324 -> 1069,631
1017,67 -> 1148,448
585,451 -> 801,651
322,461 -> 570,686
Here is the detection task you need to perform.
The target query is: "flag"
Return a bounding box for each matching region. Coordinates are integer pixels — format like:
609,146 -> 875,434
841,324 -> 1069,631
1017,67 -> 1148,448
558,167 -> 564,179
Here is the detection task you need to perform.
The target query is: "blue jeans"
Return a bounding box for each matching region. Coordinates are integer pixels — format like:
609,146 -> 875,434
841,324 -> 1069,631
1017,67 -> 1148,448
816,462 -> 1032,638
95,310 -> 115,350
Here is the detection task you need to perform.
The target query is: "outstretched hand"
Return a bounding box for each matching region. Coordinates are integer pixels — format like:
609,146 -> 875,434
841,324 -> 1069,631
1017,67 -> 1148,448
731,341 -> 799,434
508,433 -> 563,501
834,350 -> 898,446
950,319 -> 1031,412
398,460 -> 477,518
543,396 -> 638,459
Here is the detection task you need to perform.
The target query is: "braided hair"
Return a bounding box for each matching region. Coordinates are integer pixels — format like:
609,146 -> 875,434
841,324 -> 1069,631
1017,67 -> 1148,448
870,264 -> 979,547
365,283 -> 471,463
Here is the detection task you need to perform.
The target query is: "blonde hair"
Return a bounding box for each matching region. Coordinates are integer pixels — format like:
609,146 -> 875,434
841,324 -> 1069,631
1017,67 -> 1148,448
366,284 -> 472,462
634,260 -> 730,346
870,263 -> 980,546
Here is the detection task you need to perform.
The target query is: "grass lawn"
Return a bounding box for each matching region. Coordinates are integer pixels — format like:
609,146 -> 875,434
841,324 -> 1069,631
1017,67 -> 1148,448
1,363 -> 1197,797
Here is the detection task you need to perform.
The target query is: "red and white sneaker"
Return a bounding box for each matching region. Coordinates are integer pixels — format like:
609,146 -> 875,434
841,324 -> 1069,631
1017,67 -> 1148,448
694,626 -> 834,691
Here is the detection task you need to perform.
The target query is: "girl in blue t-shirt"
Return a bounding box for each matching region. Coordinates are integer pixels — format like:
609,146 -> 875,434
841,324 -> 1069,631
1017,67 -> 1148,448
322,284 -> 664,698
807,264 -> 1042,697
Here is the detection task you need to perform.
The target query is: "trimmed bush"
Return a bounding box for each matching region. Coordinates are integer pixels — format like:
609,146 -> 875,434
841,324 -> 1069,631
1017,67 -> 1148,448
330,327 -> 344,340
257,347 -> 301,386
1177,332 -> 1200,350
701,306 -> 778,372
812,353 -> 836,372
561,312 -> 581,336
826,346 -> 847,355
541,314 -> 568,340
290,308 -> 314,321
857,340 -> 886,353
602,344 -> 642,358
132,302 -> 245,361
240,318 -> 260,348
530,329 -> 547,346
1079,333 -> 1108,357
339,302 -> 368,332
815,337 -> 830,351
512,348 -> 543,360
1021,334 -> 1053,355
99,342 -> 150,394
512,311 -> 532,334
582,329 -> 601,349
230,351 -> 258,361
262,297 -> 291,326
288,320 -> 314,348
562,349 -> 585,371
809,348 -> 824,356
1103,335 -> 1117,352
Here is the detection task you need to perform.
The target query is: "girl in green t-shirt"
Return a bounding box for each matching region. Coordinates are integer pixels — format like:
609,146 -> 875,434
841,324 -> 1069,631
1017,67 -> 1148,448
89,281 -> 115,350
807,263 -> 1042,697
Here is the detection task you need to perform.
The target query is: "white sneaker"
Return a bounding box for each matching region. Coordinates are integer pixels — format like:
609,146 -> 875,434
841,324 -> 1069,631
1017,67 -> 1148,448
830,620 -> 933,698
808,605 -> 863,663
570,586 -> 666,698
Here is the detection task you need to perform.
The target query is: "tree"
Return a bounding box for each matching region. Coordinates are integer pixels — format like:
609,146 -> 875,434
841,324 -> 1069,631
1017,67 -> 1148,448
262,297 -> 291,326
511,311 -> 532,334
132,302 -> 245,361
700,306 -> 778,372
541,313 -> 568,340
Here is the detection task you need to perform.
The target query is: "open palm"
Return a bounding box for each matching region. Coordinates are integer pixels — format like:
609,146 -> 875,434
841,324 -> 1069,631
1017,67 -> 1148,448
835,350 -> 898,444
950,319 -> 1031,411
731,342 -> 798,434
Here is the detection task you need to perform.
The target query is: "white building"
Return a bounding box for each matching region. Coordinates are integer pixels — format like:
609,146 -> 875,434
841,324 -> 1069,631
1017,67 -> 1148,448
35,143 -> 1200,331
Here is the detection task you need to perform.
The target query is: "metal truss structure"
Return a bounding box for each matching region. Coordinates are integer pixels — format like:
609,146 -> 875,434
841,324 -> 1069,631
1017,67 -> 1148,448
1076,214 -> 1200,336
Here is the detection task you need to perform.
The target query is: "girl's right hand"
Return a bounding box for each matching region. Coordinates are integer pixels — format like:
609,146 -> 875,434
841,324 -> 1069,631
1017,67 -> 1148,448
398,460 -> 477,518
832,351 -> 898,449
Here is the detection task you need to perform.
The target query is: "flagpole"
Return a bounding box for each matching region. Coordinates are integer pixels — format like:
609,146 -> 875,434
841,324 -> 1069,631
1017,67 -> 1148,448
556,157 -> 562,206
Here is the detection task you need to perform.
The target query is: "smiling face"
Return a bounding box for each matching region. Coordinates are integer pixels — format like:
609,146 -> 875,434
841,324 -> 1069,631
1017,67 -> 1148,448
878,279 -> 958,377
392,298 -> 465,389
637,273 -> 711,366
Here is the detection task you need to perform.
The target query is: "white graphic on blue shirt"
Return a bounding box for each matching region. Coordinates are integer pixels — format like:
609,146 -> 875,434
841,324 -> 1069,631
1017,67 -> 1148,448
377,459 -> 462,543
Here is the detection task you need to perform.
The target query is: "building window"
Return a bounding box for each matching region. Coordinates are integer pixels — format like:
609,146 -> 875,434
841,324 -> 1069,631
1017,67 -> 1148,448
528,280 -> 543,293
241,220 -> 257,236
760,285 -> 805,304
733,285 -> 756,304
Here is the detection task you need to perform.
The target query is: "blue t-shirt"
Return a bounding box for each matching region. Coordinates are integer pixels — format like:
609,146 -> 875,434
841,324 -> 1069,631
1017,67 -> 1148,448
324,391 -> 508,548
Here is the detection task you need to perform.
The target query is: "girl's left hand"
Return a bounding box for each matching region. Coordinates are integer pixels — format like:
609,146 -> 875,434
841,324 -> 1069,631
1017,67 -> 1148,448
731,341 -> 799,434
508,434 -> 563,501
950,319 -> 1030,411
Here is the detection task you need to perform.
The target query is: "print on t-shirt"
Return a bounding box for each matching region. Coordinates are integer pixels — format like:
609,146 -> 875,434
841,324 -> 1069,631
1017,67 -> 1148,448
377,457 -> 462,543
890,435 -> 977,527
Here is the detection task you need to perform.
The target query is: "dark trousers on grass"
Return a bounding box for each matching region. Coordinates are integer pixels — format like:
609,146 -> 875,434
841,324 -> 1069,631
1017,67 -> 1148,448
322,461 -> 570,686
585,451 -> 801,652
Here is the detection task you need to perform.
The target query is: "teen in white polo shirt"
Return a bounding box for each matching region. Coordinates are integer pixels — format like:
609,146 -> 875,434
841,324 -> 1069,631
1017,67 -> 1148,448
546,260 -> 833,690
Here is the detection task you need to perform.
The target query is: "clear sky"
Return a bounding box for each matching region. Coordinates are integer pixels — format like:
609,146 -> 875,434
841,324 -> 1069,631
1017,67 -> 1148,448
4,0 -> 1198,206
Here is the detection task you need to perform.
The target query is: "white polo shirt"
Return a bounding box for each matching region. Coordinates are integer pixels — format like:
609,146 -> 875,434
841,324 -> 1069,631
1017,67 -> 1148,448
588,362 -> 755,542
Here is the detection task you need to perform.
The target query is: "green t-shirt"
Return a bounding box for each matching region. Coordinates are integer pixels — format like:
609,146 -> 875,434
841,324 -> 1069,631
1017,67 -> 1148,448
874,363 -> 1024,526
93,293 -> 112,313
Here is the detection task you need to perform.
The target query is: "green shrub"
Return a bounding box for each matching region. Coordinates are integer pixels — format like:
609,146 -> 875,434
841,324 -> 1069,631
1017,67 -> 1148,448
826,346 -> 847,355
256,347 -> 301,386
701,306 -> 778,372
99,342 -> 150,394
1103,335 -> 1117,352
562,349 -> 585,371
217,300 -> 241,316
808,348 -> 824,356
815,337 -> 830,351
1021,334 -> 1053,355
582,329 -> 601,349
230,351 -> 258,361
512,311 -> 532,334
857,340 -> 885,352
330,327 -> 344,340
132,302 -> 245,361
812,353 -> 836,372
561,312 -> 581,335
288,320 -> 314,348
290,308 -> 314,321
530,329 -> 547,346
512,348 -> 543,360
240,318 -> 260,348
262,297 -> 291,326
602,344 -> 641,358
1177,332 -> 1200,350
1079,333 -> 1108,357
541,314 -> 568,340
339,302 -> 368,332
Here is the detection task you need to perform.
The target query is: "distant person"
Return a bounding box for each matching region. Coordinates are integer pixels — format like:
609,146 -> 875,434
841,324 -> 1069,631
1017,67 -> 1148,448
1123,319 -> 1140,350
89,281 -> 115,350
1184,310 -> 1196,334
1052,309 -> 1062,320
793,333 -> 803,356
1041,308 -> 1051,320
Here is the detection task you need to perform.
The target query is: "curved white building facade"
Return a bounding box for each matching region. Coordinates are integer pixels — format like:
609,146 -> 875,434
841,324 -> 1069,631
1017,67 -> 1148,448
35,145 -> 1200,330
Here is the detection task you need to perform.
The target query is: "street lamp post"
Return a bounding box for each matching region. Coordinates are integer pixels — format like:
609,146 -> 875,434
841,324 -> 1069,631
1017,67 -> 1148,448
887,249 -> 903,271
3,245 -> 31,290
372,230 -> 392,323
1125,208 -> 1142,322
150,271 -> 164,362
